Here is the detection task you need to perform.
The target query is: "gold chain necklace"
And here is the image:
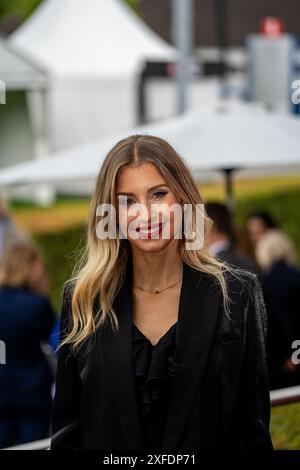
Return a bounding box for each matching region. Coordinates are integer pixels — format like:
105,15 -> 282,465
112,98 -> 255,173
134,277 -> 183,294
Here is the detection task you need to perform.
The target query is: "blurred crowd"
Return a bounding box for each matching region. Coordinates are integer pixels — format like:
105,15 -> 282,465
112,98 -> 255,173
206,202 -> 300,392
0,196 -> 300,448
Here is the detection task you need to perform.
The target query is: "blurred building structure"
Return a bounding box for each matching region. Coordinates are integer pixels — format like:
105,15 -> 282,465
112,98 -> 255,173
139,0 -> 300,118
139,0 -> 300,47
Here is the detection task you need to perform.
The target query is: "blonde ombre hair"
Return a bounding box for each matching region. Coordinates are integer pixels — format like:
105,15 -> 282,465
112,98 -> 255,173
62,134 -> 251,351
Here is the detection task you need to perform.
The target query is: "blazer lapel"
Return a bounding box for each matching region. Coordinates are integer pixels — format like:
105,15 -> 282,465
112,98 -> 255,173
99,258 -> 222,450
162,261 -> 222,449
99,257 -> 142,449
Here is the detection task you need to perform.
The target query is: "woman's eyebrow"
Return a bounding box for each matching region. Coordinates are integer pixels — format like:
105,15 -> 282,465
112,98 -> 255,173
116,184 -> 169,196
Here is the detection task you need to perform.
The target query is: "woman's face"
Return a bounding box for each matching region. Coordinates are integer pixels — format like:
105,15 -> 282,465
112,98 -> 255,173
246,217 -> 267,245
116,163 -> 182,253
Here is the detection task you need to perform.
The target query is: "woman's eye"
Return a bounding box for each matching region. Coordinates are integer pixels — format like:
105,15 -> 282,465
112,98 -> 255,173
118,197 -> 135,206
153,191 -> 167,199
126,199 -> 135,206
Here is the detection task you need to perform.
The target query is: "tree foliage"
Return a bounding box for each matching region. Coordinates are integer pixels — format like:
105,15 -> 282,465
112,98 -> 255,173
0,0 -> 42,23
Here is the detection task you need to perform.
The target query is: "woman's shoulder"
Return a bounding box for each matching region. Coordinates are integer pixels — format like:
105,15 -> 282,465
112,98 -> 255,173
205,265 -> 266,334
198,263 -> 260,299
222,265 -> 260,297
224,265 -> 267,332
0,284 -> 52,305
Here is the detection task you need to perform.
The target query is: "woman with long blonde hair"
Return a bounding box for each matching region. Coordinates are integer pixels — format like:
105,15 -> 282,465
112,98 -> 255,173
51,135 -> 273,451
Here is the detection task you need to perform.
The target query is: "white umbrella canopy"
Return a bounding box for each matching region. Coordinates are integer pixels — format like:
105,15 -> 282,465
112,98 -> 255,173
0,102 -> 300,188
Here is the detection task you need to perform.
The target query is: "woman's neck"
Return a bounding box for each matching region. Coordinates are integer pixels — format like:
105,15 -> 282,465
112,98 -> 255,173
131,245 -> 183,291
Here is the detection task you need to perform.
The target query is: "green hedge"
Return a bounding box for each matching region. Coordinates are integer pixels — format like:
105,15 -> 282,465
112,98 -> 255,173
235,187 -> 300,261
33,224 -> 86,313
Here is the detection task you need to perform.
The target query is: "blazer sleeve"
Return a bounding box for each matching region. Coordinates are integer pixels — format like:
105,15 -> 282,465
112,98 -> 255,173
240,274 -> 273,450
50,281 -> 81,450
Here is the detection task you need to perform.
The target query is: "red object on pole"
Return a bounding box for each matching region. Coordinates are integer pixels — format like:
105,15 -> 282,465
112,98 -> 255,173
260,17 -> 285,37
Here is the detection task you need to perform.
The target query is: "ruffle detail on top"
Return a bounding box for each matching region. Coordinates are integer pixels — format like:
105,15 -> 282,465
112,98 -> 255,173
132,321 -> 177,418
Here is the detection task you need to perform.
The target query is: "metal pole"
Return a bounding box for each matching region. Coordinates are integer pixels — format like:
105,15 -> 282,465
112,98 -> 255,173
223,168 -> 235,212
214,0 -> 230,99
172,0 -> 194,114
214,0 -> 228,75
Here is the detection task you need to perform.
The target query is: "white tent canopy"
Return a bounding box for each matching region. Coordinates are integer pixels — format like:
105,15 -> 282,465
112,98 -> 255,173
8,0 -> 177,79
0,39 -> 45,90
6,0 -> 177,151
0,102 -> 300,188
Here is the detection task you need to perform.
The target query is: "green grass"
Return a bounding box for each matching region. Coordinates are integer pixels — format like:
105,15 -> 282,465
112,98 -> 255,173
271,403 -> 300,449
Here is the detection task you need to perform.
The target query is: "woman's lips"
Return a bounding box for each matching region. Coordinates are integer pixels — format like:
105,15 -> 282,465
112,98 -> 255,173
138,222 -> 164,238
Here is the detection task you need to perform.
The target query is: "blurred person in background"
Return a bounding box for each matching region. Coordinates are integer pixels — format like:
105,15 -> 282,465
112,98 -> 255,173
255,229 -> 300,390
0,197 -> 31,265
206,202 -> 258,273
246,210 -> 279,246
0,241 -> 55,448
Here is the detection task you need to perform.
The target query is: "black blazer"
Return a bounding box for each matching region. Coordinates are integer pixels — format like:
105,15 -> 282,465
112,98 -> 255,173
50,260 -> 273,451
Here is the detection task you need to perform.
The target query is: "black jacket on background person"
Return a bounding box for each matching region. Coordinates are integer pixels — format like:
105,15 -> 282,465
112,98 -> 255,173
213,240 -> 258,274
261,259 -> 300,389
0,285 -> 55,447
50,260 -> 273,451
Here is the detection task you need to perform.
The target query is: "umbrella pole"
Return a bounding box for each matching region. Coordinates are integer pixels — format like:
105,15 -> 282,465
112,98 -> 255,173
172,0 -> 194,114
223,168 -> 235,213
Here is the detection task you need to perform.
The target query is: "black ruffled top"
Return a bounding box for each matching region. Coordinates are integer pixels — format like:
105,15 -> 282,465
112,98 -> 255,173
132,321 -> 178,450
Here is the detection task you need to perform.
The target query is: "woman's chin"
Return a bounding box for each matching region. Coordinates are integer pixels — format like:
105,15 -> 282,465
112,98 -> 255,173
130,238 -> 172,253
